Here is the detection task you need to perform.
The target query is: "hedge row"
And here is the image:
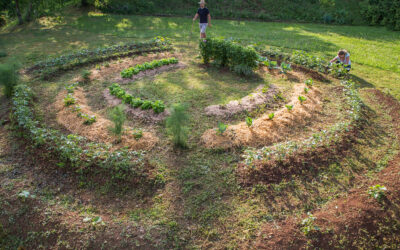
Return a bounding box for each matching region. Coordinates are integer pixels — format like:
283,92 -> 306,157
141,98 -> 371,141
199,38 -> 258,76
27,36 -> 173,79
121,57 -> 178,78
11,84 -> 151,184
109,83 -> 166,114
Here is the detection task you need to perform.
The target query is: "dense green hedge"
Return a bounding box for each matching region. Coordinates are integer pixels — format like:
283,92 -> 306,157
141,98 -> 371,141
11,84 -> 154,185
199,38 -> 258,76
360,0 -> 400,30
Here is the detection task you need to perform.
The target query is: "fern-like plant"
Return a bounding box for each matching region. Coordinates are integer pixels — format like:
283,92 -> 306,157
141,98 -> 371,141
108,105 -> 126,142
166,104 -> 189,148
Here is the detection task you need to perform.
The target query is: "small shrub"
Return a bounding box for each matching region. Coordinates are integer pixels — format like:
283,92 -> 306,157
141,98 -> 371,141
305,79 -> 313,87
81,70 -> 91,83
109,105 -> 126,142
152,100 -> 166,114
63,94 -> 76,106
245,117 -> 253,127
0,63 -> 19,98
141,100 -> 153,110
368,184 -> 387,202
285,104 -> 294,111
298,96 -> 307,104
217,122 -> 228,135
268,113 -> 275,120
166,104 -> 189,148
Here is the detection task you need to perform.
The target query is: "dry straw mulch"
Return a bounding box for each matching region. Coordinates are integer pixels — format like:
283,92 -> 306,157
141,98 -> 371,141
54,87 -> 158,150
204,84 -> 279,117
201,84 -> 322,149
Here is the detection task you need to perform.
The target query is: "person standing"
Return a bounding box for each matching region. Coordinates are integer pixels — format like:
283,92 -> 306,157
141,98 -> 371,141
193,0 -> 212,40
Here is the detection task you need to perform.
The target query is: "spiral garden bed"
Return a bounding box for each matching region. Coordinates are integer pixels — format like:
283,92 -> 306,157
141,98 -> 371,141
7,36 -> 400,248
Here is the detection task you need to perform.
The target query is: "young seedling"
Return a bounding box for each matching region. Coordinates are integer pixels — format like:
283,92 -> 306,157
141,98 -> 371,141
132,129 -> 143,140
81,70 -> 91,83
298,96 -> 307,104
304,87 -> 310,94
268,113 -> 275,120
305,79 -> 313,87
245,117 -> 253,127
63,94 -> 76,106
217,122 -> 228,135
108,105 -> 126,143
368,184 -> 387,202
285,104 -> 294,111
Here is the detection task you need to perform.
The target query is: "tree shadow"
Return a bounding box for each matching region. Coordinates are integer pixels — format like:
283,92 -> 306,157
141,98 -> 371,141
350,74 -> 375,89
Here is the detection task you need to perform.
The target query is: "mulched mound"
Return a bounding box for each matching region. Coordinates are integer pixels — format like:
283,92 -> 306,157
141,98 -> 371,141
254,89 -> 400,249
201,84 -> 322,149
55,87 -> 159,150
204,84 -> 279,117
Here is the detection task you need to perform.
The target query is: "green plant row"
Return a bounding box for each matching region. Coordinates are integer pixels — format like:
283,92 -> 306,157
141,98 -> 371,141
258,48 -> 349,79
121,57 -> 178,78
28,37 -> 173,79
199,38 -> 258,76
63,83 -> 96,125
241,80 -> 363,168
109,83 -> 165,114
11,84 -> 150,184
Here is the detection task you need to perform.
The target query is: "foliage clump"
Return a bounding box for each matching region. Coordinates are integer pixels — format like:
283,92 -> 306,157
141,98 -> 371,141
0,62 -> 19,98
199,38 -> 258,76
121,57 -> 178,78
166,104 -> 189,148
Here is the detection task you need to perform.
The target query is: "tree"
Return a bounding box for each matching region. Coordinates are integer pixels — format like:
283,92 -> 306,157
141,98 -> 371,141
15,0 -> 24,25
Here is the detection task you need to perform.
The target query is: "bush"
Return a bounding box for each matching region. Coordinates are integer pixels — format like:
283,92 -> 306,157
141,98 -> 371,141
166,104 -> 189,148
361,0 -> 400,30
0,63 -> 19,98
199,38 -> 258,76
109,105 -> 126,141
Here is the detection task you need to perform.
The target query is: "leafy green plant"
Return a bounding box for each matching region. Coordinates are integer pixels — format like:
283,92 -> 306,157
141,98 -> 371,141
0,63 -> 19,98
274,92 -> 285,101
63,94 -> 76,106
264,60 -> 278,69
298,96 -> 307,104
132,129 -> 143,140
152,100 -> 165,114
268,113 -> 275,120
95,64 -> 101,70
301,212 -> 320,236
280,62 -> 291,74
368,184 -> 387,202
285,104 -> 294,111
80,113 -> 96,125
108,105 -> 126,142
304,87 -> 310,94
305,79 -> 313,87
217,122 -> 228,135
330,63 -> 350,78
141,100 -> 153,110
166,104 -> 189,148
245,117 -> 253,127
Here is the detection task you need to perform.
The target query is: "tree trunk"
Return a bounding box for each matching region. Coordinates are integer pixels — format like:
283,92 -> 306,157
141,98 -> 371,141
25,1 -> 33,22
81,0 -> 88,7
15,0 -> 24,25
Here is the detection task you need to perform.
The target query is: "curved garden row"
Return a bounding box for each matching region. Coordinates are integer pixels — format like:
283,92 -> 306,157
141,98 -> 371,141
11,84 -> 162,187
27,36 -> 173,79
237,80 -> 365,185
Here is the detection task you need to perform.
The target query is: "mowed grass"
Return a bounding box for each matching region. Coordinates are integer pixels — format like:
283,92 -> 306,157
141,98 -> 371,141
1,10 -> 398,97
